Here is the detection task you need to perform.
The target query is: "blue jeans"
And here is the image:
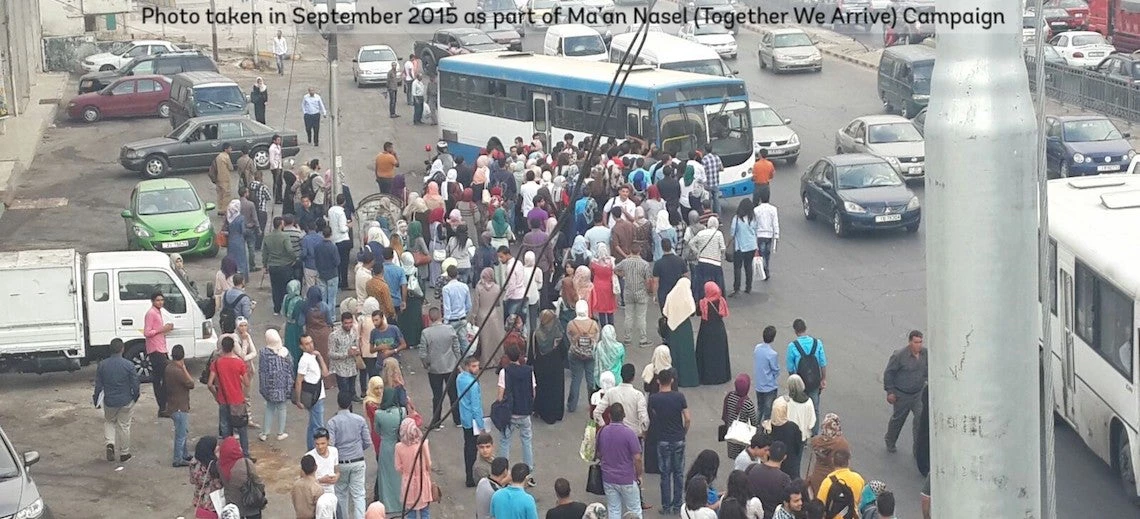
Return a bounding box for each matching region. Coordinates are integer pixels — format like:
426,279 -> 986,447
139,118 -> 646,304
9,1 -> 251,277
567,356 -> 596,413
306,398 -> 326,451
405,508 -> 430,519
450,319 -> 471,358
335,459 -> 367,519
657,440 -> 685,513
263,400 -> 287,436
503,298 -> 527,325
218,405 -> 249,456
596,312 -> 614,328
756,390 -> 778,424
604,482 -> 642,519
808,389 -> 821,436
275,53 -> 285,74
498,415 -> 534,470
172,410 -> 190,464
323,277 -> 339,323
757,238 -> 774,276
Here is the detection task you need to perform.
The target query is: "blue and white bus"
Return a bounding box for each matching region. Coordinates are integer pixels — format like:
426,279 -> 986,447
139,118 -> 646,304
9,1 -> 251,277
436,52 -> 756,197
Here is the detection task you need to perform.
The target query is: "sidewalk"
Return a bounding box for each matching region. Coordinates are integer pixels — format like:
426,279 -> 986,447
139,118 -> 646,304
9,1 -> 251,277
0,73 -> 69,218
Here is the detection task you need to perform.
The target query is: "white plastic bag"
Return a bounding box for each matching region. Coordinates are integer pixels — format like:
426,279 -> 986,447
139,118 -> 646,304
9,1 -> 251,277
754,253 -> 767,281
464,322 -> 480,358
579,420 -> 599,461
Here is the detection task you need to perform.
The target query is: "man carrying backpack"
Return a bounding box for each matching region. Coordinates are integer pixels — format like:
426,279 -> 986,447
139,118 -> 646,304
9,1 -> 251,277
220,275 -> 253,334
815,449 -> 863,519
786,318 -> 826,435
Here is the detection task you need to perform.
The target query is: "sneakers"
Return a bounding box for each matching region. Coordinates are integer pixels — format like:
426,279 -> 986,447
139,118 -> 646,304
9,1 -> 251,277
119,454 -> 132,463
258,433 -> 268,442
525,476 -> 537,488
173,461 -> 190,468
105,444 -> 115,462
277,433 -> 289,441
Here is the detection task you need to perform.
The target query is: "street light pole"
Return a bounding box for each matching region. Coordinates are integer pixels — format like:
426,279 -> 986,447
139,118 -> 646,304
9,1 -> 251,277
925,0 -> 1042,516
328,27 -> 342,201
208,0 -> 219,62
251,0 -> 259,65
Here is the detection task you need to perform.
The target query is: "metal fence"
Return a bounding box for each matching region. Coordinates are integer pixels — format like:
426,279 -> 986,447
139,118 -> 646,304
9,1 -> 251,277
1026,55 -> 1140,123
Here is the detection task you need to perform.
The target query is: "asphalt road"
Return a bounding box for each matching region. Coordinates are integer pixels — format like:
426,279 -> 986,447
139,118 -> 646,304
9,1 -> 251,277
0,2 -> 1133,517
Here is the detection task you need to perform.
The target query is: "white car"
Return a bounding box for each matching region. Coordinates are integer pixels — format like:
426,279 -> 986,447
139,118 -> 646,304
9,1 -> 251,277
623,23 -> 663,33
410,0 -> 454,12
758,28 -> 822,73
677,22 -> 738,59
579,0 -> 617,13
352,45 -> 398,87
1050,30 -> 1115,68
81,40 -> 182,72
750,101 -> 800,164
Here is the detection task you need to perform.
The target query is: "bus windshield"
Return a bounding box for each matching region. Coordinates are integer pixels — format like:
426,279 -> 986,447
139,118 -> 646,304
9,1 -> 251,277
707,102 -> 753,157
658,102 -> 752,158
661,59 -> 729,77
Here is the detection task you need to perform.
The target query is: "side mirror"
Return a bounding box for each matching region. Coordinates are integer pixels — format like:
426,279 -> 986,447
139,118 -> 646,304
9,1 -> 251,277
23,451 -> 40,467
1045,135 -> 1059,142
204,202 -> 216,211
120,209 -> 133,218
1124,132 -> 1132,138
352,58 -> 358,63
732,69 -> 739,75
817,179 -> 833,190
783,118 -> 792,125
854,137 -> 865,145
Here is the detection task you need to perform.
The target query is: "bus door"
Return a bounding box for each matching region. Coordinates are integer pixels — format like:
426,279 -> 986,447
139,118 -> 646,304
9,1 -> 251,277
625,106 -> 652,145
532,93 -> 551,146
1060,269 -> 1078,421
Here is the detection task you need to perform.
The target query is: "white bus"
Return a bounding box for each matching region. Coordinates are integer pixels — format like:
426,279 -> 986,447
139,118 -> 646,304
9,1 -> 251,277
609,32 -> 736,78
1045,174 -> 1139,502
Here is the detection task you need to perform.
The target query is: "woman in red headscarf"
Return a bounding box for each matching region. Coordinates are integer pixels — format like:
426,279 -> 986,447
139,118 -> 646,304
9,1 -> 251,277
695,281 -> 732,385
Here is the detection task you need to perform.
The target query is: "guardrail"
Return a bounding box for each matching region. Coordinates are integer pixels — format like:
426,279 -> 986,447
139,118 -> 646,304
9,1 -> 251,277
1027,55 -> 1140,123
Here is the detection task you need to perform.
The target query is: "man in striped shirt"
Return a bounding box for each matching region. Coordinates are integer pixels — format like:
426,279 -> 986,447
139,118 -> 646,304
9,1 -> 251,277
701,144 -> 723,214
615,243 -> 653,346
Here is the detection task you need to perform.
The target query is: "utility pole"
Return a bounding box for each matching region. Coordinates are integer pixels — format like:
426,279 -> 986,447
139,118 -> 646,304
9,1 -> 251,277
209,0 -> 219,62
327,25 -> 342,200
251,0 -> 259,65
925,0 -> 1042,516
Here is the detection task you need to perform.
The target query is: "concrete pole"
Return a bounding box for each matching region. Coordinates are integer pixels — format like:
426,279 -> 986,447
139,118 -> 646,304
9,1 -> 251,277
209,0 -> 219,62
251,0 -> 259,65
328,29 -> 342,200
925,0 -> 1042,515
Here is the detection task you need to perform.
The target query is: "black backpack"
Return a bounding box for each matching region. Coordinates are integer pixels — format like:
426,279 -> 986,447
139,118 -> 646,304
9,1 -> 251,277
824,475 -> 857,519
794,338 -> 822,394
299,173 -> 318,201
219,293 -> 248,334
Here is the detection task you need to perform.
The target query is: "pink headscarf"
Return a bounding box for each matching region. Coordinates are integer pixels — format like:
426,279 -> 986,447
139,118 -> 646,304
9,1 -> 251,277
365,503 -> 387,519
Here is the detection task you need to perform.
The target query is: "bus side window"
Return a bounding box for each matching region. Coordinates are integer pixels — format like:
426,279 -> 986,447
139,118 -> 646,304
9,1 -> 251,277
92,272 -> 109,302
533,98 -> 548,132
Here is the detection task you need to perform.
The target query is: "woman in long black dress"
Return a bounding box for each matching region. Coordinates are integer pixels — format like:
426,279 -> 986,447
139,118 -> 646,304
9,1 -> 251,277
641,345 -> 674,475
695,281 -> 732,385
529,309 -> 565,424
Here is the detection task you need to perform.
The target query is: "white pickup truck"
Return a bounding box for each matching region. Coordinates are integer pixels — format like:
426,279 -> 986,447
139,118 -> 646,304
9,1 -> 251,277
0,249 -> 216,380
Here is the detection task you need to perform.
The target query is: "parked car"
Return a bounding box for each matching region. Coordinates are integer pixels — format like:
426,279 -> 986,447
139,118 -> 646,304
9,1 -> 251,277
622,23 -> 663,33
1044,0 -> 1089,30
0,424 -> 51,519
352,45 -> 399,87
78,51 -> 215,94
1044,115 -> 1135,178
579,0 -> 617,14
68,75 -> 172,123
885,0 -> 935,45
555,1 -> 614,45
835,114 -> 926,179
122,178 -> 218,256
758,28 -> 822,72
81,40 -> 183,72
1040,6 -> 1078,33
911,107 -> 927,135
478,21 -> 523,51
678,0 -> 735,19
519,0 -> 559,30
750,101 -> 800,164
1050,30 -> 1114,67
477,0 -> 524,32
1023,12 -> 1050,45
835,0 -> 873,26
414,28 -> 507,75
801,154 -> 921,237
409,0 -> 454,14
678,22 -> 738,59
119,115 -> 300,178
1092,52 -> 1140,85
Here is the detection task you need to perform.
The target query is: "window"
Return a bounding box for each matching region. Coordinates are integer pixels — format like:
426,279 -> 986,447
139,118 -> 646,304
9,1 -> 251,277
150,45 -> 169,55
467,77 -> 492,114
132,59 -> 156,74
217,121 -> 243,139
1046,119 -> 1061,139
137,79 -> 160,93
1074,262 -> 1135,378
1049,239 -> 1057,315
117,270 -> 186,314
92,272 -> 109,302
155,59 -> 182,75
126,46 -> 148,58
111,81 -> 135,95
533,98 -> 548,132
627,113 -> 639,136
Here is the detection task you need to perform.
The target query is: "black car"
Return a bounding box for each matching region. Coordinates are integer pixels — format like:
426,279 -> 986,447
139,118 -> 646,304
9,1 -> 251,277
0,424 -> 50,519
119,115 -> 300,178
1093,52 -> 1140,85
78,51 -> 216,94
800,153 -> 921,237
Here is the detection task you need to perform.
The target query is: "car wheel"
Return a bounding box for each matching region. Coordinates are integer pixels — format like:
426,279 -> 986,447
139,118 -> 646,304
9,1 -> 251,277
354,74 -> 362,88
833,212 -> 847,237
1116,430 -> 1140,505
125,341 -> 153,383
142,154 -> 169,179
905,222 -> 920,233
421,53 -> 437,76
759,53 -> 767,69
82,106 -> 101,123
786,155 -> 798,165
251,146 -> 270,169
100,64 -> 116,72
157,101 -> 171,118
802,194 -> 816,220
1060,161 -> 1070,178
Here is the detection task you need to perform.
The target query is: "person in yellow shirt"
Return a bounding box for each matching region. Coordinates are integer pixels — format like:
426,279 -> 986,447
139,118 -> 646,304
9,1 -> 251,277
815,449 -> 865,519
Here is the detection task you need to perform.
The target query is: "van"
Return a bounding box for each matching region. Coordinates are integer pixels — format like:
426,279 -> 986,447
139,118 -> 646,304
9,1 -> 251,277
610,31 -> 736,77
168,71 -> 248,128
543,24 -> 608,61
877,44 -> 935,118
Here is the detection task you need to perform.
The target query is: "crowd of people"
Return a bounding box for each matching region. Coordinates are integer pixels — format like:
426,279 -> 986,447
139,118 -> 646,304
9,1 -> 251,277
88,131 -> 932,519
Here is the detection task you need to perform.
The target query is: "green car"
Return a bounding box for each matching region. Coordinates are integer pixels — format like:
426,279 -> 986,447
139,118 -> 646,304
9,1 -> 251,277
121,178 -> 219,256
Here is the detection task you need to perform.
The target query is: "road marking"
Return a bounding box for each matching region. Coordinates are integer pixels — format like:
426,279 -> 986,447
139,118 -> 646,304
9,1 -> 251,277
7,197 -> 69,209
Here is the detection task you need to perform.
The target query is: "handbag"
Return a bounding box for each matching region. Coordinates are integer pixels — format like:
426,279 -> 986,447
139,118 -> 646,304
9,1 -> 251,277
718,393 -> 747,443
586,463 -> 605,495
431,482 -> 442,502
299,380 -> 322,409
239,457 -> 269,510
432,248 -> 448,262
723,395 -> 756,445
413,250 -> 431,266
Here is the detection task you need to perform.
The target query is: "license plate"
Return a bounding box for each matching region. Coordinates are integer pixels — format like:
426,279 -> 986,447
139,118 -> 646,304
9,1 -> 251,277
908,166 -> 923,175
875,214 -> 902,223
1090,52 -> 1105,57
162,240 -> 190,249
1097,164 -> 1120,172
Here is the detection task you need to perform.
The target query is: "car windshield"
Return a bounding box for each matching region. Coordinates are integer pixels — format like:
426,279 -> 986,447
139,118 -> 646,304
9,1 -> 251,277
694,24 -> 731,35
358,48 -> 396,62
868,122 -> 923,143
0,438 -> 17,479
564,35 -> 606,56
479,21 -> 513,33
662,59 -> 729,77
483,0 -> 515,8
1043,45 -> 1062,59
751,107 -> 785,127
168,120 -> 194,140
137,188 -> 201,215
774,33 -> 814,48
193,86 -> 246,113
1049,0 -> 1087,8
1063,119 -> 1123,141
460,33 -> 496,45
837,163 -> 904,189
911,62 -> 933,95
1043,7 -> 1070,17
532,0 -> 557,8
1072,34 -> 1107,46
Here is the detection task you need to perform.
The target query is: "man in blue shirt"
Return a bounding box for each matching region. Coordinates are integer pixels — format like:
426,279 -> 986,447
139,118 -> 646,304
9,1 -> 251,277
314,226 -> 341,324
94,339 -> 140,462
326,391 -> 370,519
490,463 -> 540,519
381,248 -> 407,320
441,265 -> 473,360
299,222 -> 324,294
786,318 -> 827,435
753,325 -> 780,423
457,355 -> 484,487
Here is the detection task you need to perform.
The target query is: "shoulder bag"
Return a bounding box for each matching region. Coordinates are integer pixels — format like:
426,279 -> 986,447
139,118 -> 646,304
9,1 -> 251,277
239,457 -> 268,510
585,424 -> 606,495
722,395 -> 756,445
298,355 -> 323,410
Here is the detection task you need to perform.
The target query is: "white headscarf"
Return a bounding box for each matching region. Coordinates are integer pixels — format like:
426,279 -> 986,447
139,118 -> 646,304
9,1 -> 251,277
574,299 -> 590,320
442,169 -> 458,201
642,345 -> 673,384
662,278 -> 695,331
226,199 -> 242,224
592,371 -> 617,406
655,210 -> 671,233
264,329 -> 288,358
367,224 -> 390,248
254,77 -> 266,92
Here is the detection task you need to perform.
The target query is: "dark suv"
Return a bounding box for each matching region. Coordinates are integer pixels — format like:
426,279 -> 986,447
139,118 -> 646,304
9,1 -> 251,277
0,424 -> 50,519
1093,52 -> 1140,86
78,51 -> 216,94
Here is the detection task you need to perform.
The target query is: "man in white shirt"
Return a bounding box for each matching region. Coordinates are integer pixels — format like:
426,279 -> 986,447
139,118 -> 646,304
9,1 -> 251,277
518,170 -> 541,217
294,335 -> 328,451
268,134 -> 284,203
752,189 -> 780,280
603,185 -> 636,227
354,251 -> 374,303
272,30 -> 288,75
593,364 -> 649,437
411,75 -> 427,125
687,216 -> 726,301
307,428 -> 340,494
403,54 -> 416,105
327,193 -> 352,290
733,433 -> 771,471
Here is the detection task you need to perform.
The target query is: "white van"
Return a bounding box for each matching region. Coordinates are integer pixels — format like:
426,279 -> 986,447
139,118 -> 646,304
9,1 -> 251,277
543,24 -> 608,61
609,31 -> 736,77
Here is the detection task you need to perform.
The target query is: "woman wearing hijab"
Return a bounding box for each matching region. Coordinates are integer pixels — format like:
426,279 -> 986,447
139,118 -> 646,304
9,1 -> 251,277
720,374 -> 759,459
588,243 -> 617,327
641,344 -> 674,474
447,224 -> 475,283
427,207 -> 448,281
765,396 -> 805,479
219,436 -> 264,519
403,220 -> 429,279
653,210 -> 678,262
565,299 -> 599,413
362,375 -> 385,454
662,278 -> 700,388
394,416 -> 435,518
522,251 -> 543,334
170,253 -> 192,286
806,413 -> 850,493
214,257 -> 238,310
258,329 -> 294,442
381,356 -> 410,411
472,268 -> 506,361
223,200 -> 249,277
695,281 -> 731,385
473,155 -> 490,204
424,182 -> 444,212
589,370 -> 617,424
568,235 -> 592,268
396,251 -> 425,349
593,324 -> 625,390
557,262 -> 578,344
374,387 -> 407,511
458,187 -> 482,235
530,309 -> 565,424
859,480 -> 890,517
250,77 -> 268,124
784,375 -> 817,445
365,225 -> 389,266
643,184 -> 665,224
282,280 -> 305,368
303,285 -> 334,390
391,220 -> 409,258
189,436 -> 223,519
404,192 -> 430,231
443,168 -> 461,214
488,207 -> 514,249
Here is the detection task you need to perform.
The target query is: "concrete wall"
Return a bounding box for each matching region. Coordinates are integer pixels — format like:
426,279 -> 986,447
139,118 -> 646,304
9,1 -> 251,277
0,0 -> 44,117
39,0 -> 85,37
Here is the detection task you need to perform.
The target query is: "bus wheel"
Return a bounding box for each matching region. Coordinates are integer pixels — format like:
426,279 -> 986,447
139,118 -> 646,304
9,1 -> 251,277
1117,431 -> 1140,505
